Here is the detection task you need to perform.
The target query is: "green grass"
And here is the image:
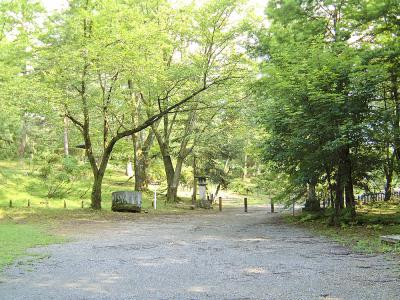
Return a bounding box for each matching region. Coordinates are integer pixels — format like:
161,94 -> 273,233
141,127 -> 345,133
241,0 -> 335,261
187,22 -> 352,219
285,202 -> 400,255
0,223 -> 63,271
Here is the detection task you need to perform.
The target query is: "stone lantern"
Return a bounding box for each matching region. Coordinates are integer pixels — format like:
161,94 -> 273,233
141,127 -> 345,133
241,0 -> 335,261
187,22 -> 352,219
195,176 -> 209,208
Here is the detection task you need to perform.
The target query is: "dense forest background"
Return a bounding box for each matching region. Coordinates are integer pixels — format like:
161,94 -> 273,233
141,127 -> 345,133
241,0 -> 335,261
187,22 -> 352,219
0,0 -> 399,224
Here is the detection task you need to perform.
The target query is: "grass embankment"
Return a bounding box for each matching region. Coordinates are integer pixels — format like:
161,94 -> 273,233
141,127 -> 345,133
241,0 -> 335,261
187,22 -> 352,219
0,160 -> 196,212
0,223 -> 63,271
285,201 -> 400,255
0,159 -> 196,271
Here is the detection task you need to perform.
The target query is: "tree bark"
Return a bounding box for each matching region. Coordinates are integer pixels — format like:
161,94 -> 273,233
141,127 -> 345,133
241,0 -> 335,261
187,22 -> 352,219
165,155 -> 185,202
384,149 -> 395,201
334,162 -> 344,226
214,184 -> 221,197
343,147 -> 356,218
384,171 -> 393,201
91,173 -> 103,210
132,130 -> 154,191
192,155 -> 197,205
390,70 -> 400,160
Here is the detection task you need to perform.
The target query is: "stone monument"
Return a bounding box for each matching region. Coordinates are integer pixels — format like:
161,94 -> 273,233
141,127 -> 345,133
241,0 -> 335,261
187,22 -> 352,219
112,191 -> 142,212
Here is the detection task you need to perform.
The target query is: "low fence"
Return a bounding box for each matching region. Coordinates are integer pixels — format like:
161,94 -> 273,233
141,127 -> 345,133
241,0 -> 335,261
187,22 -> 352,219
3,199 -> 85,209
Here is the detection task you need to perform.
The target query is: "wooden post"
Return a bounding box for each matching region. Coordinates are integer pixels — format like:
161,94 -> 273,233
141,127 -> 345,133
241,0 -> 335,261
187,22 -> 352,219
271,199 -> 274,213
81,200 -> 84,208
219,197 -> 222,212
63,200 -> 66,209
9,200 -> 12,208
244,197 -> 248,212
27,199 -> 30,208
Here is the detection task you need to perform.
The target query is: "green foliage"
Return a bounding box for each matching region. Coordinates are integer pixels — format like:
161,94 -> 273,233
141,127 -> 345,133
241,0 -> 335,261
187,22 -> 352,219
34,153 -> 86,199
228,178 -> 252,194
254,0 -> 400,218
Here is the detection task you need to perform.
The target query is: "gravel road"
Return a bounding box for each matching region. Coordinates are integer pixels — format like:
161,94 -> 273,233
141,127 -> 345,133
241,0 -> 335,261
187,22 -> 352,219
1,207 -> 399,300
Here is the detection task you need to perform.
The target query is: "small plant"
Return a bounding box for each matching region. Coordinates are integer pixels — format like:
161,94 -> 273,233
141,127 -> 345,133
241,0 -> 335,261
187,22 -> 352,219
366,224 -> 383,231
38,154 -> 85,199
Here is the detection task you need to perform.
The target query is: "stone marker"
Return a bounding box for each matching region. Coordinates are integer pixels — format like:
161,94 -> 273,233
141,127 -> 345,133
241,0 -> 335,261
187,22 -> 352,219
112,191 -> 142,213
126,161 -> 133,177
380,235 -> 400,245
195,176 -> 211,209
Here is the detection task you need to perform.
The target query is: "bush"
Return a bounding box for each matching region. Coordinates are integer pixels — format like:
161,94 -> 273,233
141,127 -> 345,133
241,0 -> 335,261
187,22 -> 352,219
228,178 -> 253,194
37,154 -> 85,198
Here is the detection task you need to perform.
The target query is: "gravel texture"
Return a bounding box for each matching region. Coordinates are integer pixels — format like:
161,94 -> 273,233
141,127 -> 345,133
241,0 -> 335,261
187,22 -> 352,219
1,207 -> 399,300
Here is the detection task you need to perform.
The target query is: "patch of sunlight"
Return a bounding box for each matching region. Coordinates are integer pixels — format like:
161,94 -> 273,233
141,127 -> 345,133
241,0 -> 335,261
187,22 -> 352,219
241,237 -> 270,242
187,286 -> 208,293
62,278 -> 107,293
243,267 -> 266,274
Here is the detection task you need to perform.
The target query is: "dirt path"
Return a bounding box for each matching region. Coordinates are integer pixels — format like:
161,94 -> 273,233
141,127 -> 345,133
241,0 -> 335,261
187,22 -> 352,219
1,207 -> 399,300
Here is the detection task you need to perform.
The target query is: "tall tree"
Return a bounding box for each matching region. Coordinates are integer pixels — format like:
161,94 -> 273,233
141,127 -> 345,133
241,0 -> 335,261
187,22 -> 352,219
38,0 -> 246,209
255,0 -> 386,221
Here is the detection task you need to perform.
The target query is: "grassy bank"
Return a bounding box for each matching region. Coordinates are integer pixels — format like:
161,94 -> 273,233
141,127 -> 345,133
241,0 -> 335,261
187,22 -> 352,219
285,202 -> 400,255
0,223 -> 64,271
0,159 -> 199,271
0,160 -> 199,212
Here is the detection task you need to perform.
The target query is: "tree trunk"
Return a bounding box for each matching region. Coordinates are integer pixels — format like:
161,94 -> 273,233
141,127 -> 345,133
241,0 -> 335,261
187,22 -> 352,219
162,154 -> 176,201
334,164 -> 344,226
214,183 -> 221,197
337,161 -> 345,210
390,70 -> 400,160
88,146 -> 111,209
133,144 -> 146,190
134,156 -> 147,191
334,182 -> 343,226
91,174 -> 103,209
345,179 -> 355,218
343,147 -> 356,218
167,156 -> 184,202
384,149 -> 395,201
384,170 -> 393,201
192,155 -> 197,206
132,130 -> 154,191
63,116 -> 69,156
